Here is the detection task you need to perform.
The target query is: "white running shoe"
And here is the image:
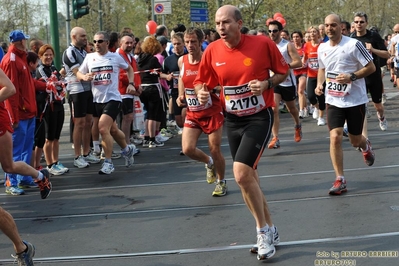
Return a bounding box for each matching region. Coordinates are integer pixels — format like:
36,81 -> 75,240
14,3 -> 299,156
317,117 -> 326,126
74,156 -> 89,169
303,107 -> 309,118
155,132 -> 169,142
99,162 -> 115,174
313,108 -> 319,120
299,110 -> 304,119
84,152 -> 101,164
56,161 -> 69,173
48,164 -> 66,176
257,231 -> 276,260
379,118 -> 388,131
122,144 -> 135,167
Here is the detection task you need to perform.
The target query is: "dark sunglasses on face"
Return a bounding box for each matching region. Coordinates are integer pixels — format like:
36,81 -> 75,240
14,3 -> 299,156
354,21 -> 365,24
93,39 -> 106,44
268,29 -> 279,33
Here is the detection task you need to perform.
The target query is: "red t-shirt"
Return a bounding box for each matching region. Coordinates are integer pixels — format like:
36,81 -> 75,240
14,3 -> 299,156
181,54 -> 222,119
293,43 -> 307,76
194,34 -> 288,117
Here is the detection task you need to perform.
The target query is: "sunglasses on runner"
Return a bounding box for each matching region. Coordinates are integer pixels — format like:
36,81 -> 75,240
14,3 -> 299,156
93,39 -> 106,44
268,29 -> 279,33
354,21 -> 365,24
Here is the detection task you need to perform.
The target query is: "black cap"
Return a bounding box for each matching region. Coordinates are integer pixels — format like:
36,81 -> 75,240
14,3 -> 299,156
157,36 -> 168,45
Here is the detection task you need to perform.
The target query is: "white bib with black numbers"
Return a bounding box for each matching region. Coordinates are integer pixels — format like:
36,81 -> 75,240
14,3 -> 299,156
223,83 -> 265,116
185,88 -> 212,111
326,71 -> 352,97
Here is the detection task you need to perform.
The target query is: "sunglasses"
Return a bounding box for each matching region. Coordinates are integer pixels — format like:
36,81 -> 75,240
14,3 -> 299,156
394,31 -> 399,34
268,29 -> 279,33
93,39 -> 106,44
354,21 -> 365,24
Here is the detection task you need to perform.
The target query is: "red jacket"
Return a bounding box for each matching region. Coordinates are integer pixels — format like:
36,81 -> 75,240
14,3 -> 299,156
118,49 -> 141,95
0,45 -> 45,123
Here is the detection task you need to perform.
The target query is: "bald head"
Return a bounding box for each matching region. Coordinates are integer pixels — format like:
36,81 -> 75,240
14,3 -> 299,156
70,27 -> 87,48
393,24 -> 399,33
324,14 -> 342,42
216,5 -> 242,22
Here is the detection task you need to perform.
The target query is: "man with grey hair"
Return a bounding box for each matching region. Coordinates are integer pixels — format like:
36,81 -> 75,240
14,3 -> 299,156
77,31 -> 136,174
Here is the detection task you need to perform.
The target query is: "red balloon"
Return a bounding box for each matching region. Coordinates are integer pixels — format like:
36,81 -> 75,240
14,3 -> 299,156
276,17 -> 286,28
266,18 -> 274,26
146,20 -> 157,35
273,13 -> 284,20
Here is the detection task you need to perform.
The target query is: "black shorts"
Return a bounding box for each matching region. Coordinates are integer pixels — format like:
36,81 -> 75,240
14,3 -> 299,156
94,100 -> 122,121
139,84 -> 162,121
69,91 -> 94,118
365,73 -> 383,104
306,77 -> 326,110
327,104 -> 366,136
225,108 -> 273,169
122,98 -> 134,115
273,85 -> 297,102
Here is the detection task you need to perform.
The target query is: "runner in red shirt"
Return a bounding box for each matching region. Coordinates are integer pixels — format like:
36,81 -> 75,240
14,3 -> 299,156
176,28 -> 226,197
193,5 -> 289,261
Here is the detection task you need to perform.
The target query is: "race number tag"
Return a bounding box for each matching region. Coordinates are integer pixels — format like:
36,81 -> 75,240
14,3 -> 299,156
308,58 -> 319,70
92,66 -> 113,86
224,83 -> 265,116
185,88 -> 212,111
173,71 -> 179,89
326,72 -> 352,97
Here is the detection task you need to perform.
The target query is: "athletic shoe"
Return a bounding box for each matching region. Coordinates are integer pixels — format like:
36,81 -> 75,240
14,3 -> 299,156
5,186 -> 25,195
74,156 -> 89,168
92,151 -> 101,158
294,124 -> 302,142
130,135 -> 143,145
149,140 -> 164,148
379,118 -> 388,131
48,164 -> 66,176
317,117 -> 326,126
329,177 -> 347,195
36,168 -> 52,199
394,81 -> 397,87
84,152 -> 101,164
12,240 -> 35,266
99,162 -> 115,175
308,106 -> 314,115
212,180 -> 228,197
175,124 -> 183,135
161,128 -> 174,138
256,231 -> 276,260
101,151 -> 121,160
362,139 -> 375,166
390,76 -> 394,82
122,144 -> 135,167
57,161 -> 69,173
343,127 -> 349,137
382,94 -> 387,105
312,108 -> 319,119
205,164 -> 217,184
155,132 -> 169,142
250,226 -> 280,254
268,137 -> 280,149
299,110 -> 304,119
167,120 -> 176,127
279,105 -> 289,113
142,140 -> 150,147
303,107 -> 309,118
18,180 -> 38,189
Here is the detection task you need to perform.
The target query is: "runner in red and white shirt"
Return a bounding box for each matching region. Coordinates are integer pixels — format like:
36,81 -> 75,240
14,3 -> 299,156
176,27 -> 226,197
193,5 -> 289,261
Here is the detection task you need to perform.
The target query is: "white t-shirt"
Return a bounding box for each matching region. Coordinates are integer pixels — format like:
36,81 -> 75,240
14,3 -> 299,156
79,51 -> 128,103
318,36 -> 373,108
390,34 -> 399,67
276,38 -> 296,87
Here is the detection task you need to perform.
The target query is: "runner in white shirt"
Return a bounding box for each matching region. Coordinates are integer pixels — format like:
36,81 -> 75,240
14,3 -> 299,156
315,14 -> 376,195
77,31 -> 136,175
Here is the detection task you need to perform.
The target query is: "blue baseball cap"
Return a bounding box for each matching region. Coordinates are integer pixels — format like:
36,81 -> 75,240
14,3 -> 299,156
9,30 -> 30,43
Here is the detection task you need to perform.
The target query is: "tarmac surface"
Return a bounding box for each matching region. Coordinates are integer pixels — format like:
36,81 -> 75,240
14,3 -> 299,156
1,77 -> 399,266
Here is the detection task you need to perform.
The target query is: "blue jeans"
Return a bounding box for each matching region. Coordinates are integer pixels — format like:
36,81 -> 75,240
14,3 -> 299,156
5,117 -> 36,187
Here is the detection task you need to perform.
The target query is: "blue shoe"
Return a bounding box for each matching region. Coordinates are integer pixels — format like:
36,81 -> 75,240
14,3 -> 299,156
12,240 -> 35,266
5,186 -> 25,195
18,180 -> 39,189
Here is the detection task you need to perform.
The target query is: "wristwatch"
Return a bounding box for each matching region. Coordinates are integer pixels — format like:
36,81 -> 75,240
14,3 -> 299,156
349,73 -> 357,81
267,79 -> 273,89
129,82 -> 134,86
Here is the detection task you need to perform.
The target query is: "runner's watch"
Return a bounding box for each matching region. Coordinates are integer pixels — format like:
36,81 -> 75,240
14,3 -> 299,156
349,73 -> 357,81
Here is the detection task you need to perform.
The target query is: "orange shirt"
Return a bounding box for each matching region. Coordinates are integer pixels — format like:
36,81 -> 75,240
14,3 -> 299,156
181,55 -> 222,118
293,43 -> 307,76
303,41 -> 321,78
194,34 -> 288,117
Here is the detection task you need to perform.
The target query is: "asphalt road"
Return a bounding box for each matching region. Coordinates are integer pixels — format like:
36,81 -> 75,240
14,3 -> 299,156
1,77 -> 399,266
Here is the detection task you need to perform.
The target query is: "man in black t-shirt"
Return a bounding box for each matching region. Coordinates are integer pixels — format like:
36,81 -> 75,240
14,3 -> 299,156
351,12 -> 390,131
